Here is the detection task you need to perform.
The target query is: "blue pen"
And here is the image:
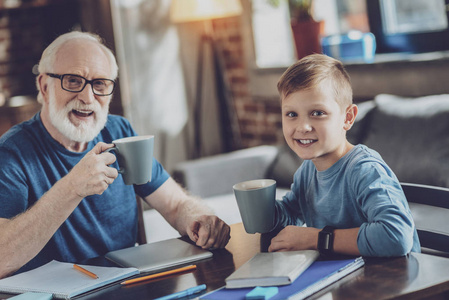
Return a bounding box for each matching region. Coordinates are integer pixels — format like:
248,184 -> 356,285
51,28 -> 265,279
155,284 -> 207,300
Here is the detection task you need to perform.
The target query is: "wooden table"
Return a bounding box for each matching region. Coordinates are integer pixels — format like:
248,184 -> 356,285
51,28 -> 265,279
3,223 -> 449,299
83,223 -> 449,299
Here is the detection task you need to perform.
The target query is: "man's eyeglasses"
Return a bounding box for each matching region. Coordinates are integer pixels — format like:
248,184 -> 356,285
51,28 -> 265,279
47,73 -> 116,96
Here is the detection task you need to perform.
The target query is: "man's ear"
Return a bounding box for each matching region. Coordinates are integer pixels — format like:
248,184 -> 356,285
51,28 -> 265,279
343,104 -> 358,131
37,74 -> 50,104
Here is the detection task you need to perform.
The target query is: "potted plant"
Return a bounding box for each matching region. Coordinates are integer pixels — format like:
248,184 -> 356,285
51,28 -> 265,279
269,0 -> 323,59
288,0 -> 314,22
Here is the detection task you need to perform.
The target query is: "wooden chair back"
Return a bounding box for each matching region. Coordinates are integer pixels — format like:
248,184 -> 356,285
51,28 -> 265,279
136,195 -> 147,245
401,182 -> 449,257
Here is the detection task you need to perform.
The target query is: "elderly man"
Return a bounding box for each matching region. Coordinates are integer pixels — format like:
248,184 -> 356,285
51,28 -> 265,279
0,31 -> 230,278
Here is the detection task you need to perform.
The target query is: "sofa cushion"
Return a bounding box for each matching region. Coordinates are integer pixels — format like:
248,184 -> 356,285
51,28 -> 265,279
362,94 -> 449,188
265,145 -> 303,188
173,146 -> 278,198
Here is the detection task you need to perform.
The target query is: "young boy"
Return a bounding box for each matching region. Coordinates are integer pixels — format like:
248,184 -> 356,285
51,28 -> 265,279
269,54 -> 420,257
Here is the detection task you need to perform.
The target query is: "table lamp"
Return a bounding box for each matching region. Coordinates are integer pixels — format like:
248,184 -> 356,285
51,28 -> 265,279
170,0 -> 242,159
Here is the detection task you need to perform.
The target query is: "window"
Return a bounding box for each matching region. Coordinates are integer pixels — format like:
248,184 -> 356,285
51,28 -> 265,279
319,0 -> 449,54
367,0 -> 449,53
381,0 -> 447,34
251,0 -> 295,68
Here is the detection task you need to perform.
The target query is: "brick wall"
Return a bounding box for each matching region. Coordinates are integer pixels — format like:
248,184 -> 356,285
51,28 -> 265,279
0,6 -> 45,99
213,16 -> 284,150
0,1 -> 84,99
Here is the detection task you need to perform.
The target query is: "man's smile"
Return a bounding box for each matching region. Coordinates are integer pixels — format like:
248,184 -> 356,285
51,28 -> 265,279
72,109 -> 94,118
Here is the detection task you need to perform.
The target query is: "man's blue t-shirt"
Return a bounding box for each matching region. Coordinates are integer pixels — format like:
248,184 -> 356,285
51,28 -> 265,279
0,113 -> 169,273
274,144 -> 421,257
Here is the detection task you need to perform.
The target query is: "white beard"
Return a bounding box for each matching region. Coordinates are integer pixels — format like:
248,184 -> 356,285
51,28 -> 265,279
47,87 -> 109,143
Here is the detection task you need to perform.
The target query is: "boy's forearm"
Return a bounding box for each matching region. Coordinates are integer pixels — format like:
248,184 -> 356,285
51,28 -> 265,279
332,228 -> 361,256
357,221 -> 414,257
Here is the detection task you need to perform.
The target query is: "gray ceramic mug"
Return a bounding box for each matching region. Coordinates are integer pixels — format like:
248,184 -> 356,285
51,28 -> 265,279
106,135 -> 154,185
233,179 -> 276,234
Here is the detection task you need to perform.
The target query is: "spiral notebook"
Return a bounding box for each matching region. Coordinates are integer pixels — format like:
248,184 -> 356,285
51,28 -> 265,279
0,260 -> 139,299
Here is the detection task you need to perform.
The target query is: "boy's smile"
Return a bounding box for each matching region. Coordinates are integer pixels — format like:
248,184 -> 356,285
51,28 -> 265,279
296,139 -> 317,146
281,86 -> 357,171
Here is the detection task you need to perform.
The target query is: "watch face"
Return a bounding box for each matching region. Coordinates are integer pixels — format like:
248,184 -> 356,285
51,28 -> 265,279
318,226 -> 335,255
318,231 -> 331,250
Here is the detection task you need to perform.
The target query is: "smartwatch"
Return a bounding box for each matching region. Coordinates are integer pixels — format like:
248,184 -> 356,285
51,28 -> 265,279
317,226 -> 336,256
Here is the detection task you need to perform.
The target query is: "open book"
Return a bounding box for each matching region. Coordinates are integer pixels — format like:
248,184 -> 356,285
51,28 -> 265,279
225,250 -> 319,288
0,260 -> 139,299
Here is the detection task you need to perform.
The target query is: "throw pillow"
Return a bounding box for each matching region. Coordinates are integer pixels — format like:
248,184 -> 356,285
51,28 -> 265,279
363,94 -> 449,188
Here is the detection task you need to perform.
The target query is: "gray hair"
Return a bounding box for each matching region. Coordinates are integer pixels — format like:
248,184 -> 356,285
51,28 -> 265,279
36,31 -> 118,103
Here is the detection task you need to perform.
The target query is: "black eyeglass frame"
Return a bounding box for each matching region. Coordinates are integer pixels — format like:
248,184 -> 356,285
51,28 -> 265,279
46,73 -> 116,96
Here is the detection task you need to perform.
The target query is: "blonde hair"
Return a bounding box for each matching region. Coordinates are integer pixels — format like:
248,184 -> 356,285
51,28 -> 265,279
36,31 -> 118,103
277,54 -> 352,108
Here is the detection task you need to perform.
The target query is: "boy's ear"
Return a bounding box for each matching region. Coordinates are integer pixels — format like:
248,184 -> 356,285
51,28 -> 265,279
343,104 -> 358,131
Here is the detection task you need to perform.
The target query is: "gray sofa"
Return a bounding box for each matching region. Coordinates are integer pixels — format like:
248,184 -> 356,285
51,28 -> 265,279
348,94 -> 449,189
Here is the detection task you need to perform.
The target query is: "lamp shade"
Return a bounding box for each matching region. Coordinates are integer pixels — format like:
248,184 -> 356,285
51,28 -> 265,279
170,0 -> 242,23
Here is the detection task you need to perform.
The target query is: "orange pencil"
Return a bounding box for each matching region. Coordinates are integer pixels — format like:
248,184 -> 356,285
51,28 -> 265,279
73,264 -> 99,279
121,265 -> 197,285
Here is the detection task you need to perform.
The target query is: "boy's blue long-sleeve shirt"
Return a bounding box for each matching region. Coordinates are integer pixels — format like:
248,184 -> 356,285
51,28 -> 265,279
274,144 -> 421,257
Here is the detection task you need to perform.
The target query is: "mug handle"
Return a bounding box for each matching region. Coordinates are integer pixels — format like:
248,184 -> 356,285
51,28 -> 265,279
104,146 -> 124,174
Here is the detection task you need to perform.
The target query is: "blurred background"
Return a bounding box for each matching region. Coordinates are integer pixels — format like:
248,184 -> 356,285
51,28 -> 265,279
1,0 -> 449,172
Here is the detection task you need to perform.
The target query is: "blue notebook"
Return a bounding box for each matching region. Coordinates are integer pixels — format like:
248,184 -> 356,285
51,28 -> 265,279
200,257 -> 364,300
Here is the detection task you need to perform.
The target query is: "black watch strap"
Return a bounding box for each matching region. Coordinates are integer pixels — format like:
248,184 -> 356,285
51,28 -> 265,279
317,226 -> 336,256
